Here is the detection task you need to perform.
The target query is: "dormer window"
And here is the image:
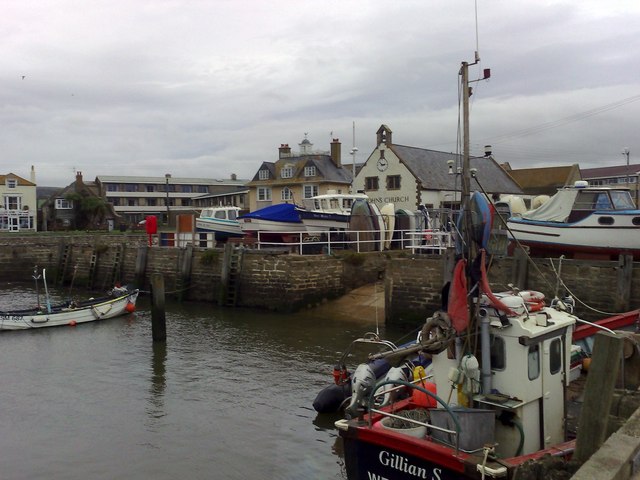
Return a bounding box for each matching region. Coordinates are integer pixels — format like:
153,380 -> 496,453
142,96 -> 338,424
258,169 -> 270,180
304,166 -> 316,177
281,165 -> 294,179
6,179 -> 17,189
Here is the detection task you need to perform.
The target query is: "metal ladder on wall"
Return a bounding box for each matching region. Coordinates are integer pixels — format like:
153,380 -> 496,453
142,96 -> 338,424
105,244 -> 123,289
87,249 -> 99,289
225,246 -> 243,307
57,243 -> 71,286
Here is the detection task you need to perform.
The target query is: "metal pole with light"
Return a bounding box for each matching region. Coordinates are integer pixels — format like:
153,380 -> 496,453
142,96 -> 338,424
622,148 -> 630,184
165,173 -> 171,225
350,147 -> 358,192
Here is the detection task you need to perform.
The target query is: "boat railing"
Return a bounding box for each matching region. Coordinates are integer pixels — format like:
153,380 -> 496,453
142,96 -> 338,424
367,379 -> 462,453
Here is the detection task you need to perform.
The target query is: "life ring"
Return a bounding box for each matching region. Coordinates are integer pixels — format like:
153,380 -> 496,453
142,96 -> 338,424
519,290 -> 545,312
423,229 -> 433,241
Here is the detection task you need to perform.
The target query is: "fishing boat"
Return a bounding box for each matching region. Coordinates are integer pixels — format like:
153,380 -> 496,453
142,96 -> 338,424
506,181 -> 640,260
0,270 -> 139,331
296,191 -> 369,232
332,57 -> 636,480
195,206 -> 243,240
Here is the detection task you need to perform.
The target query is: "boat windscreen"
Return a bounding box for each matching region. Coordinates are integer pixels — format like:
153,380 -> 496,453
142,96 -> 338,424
611,191 -> 636,210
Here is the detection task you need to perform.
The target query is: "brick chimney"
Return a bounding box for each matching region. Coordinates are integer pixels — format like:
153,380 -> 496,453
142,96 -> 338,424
330,138 -> 341,168
75,171 -> 83,187
278,144 -> 291,159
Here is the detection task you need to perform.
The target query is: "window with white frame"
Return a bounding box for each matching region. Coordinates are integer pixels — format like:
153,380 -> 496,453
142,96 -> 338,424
303,185 -> 318,198
258,169 -> 270,180
304,166 -> 316,177
281,187 -> 293,201
55,198 -> 73,209
257,187 -> 272,201
281,165 -> 294,179
4,196 -> 21,210
6,179 -> 17,189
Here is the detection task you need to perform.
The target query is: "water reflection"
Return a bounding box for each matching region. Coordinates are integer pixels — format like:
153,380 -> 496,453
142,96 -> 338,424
148,340 -> 167,419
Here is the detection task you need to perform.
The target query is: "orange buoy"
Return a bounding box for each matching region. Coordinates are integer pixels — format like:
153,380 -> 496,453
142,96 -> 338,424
125,303 -> 136,313
69,320 -> 77,327
582,357 -> 592,372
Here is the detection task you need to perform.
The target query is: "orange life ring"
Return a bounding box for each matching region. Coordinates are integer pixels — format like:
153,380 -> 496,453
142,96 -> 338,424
519,290 -> 545,312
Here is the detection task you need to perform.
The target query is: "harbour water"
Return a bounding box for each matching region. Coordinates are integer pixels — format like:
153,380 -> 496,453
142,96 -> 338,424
0,283 -> 411,480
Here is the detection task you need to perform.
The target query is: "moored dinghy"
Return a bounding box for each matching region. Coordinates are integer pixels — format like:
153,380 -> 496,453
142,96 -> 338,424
0,269 -> 139,331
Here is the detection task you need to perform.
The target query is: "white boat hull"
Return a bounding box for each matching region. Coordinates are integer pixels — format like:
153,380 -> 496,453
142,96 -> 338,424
507,213 -> 640,259
195,218 -> 242,237
0,289 -> 139,331
239,218 -> 305,234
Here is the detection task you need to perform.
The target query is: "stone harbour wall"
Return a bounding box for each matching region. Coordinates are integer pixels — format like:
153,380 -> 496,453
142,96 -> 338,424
0,233 -> 638,325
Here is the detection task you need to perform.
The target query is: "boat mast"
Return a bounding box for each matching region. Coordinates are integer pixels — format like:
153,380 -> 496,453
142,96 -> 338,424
461,60 -> 471,216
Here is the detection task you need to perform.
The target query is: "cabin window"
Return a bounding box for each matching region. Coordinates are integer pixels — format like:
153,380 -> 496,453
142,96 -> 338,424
214,210 -> 226,220
633,217 -> 640,226
257,187 -> 272,201
303,185 -> 318,199
281,187 -> 293,201
387,175 -> 401,190
258,169 -> 270,180
550,339 -> 562,375
528,344 -> 540,380
228,210 -> 237,220
365,177 -> 379,190
304,166 -> 316,177
598,216 -> 614,225
489,335 -> 506,370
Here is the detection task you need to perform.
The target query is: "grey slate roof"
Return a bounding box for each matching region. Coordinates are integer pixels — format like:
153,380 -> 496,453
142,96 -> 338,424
251,155 -> 352,183
390,144 -> 523,195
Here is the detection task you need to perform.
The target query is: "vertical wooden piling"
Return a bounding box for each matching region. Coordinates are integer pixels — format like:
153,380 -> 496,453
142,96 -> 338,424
150,273 -> 167,342
135,245 -> 148,289
177,244 -> 193,302
511,248 -> 529,289
574,331 -> 623,463
615,254 -> 633,313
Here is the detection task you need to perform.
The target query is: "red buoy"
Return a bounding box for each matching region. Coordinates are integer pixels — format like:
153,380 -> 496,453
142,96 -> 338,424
125,303 -> 136,313
69,320 -> 77,327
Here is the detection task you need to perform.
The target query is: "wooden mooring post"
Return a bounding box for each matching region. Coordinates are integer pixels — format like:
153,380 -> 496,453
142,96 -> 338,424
150,273 -> 167,342
574,331 -> 624,463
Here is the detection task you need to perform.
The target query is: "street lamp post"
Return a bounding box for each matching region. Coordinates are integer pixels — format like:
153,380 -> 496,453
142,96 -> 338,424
350,147 -> 358,192
165,173 -> 171,225
623,148 -> 630,185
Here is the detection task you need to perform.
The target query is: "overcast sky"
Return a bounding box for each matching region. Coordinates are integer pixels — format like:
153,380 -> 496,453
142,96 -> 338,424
3,0 -> 640,187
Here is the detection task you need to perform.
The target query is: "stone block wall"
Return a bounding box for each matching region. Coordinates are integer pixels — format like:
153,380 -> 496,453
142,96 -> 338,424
1,234 -> 638,323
